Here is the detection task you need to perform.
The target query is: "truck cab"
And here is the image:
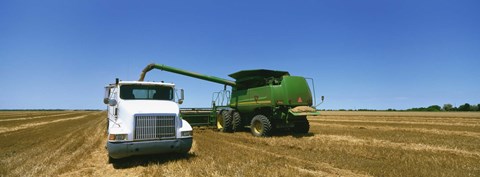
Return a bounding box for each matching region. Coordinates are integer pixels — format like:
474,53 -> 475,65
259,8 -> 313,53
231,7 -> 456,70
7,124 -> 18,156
103,79 -> 192,161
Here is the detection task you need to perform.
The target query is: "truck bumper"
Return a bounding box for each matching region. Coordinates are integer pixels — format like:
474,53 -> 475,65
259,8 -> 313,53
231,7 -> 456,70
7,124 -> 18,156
107,138 -> 193,159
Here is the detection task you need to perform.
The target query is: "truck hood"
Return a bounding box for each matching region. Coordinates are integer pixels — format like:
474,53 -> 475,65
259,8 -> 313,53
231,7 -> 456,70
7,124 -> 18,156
118,100 -> 179,115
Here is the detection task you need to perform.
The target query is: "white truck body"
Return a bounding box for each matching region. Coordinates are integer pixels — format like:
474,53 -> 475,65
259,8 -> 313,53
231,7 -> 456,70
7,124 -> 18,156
104,80 -> 192,159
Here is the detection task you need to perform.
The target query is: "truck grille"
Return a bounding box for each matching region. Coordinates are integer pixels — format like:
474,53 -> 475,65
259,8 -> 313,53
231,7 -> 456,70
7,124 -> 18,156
134,114 -> 176,140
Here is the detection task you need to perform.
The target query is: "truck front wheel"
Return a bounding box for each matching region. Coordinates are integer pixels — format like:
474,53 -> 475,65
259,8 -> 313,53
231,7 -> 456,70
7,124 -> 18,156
108,155 -> 118,164
250,115 -> 272,137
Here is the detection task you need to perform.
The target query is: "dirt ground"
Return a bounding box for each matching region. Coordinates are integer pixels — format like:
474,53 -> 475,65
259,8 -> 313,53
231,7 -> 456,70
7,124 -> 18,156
1,111 -> 479,177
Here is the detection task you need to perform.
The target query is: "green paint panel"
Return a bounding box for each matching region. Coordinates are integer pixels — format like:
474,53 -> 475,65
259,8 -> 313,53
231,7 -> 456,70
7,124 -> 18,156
281,76 -> 313,106
230,76 -> 313,112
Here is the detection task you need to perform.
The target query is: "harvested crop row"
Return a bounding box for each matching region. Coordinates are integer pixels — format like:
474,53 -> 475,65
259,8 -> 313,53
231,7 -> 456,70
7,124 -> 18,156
311,122 -> 480,152
2,111 -> 479,177
310,118 -> 480,131
0,112 -> 81,122
311,122 -> 480,138
319,111 -> 480,118
0,112 -> 96,134
0,112 -> 103,176
140,129 -> 368,177
0,111 -> 71,120
316,116 -> 480,125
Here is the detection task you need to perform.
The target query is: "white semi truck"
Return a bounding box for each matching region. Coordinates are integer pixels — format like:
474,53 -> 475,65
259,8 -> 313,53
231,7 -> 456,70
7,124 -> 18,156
103,79 -> 193,162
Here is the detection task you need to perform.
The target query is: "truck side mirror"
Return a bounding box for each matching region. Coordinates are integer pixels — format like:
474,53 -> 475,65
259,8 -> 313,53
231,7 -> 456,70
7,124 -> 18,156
178,89 -> 184,104
108,99 -> 118,106
321,96 -> 324,101
103,86 -> 111,104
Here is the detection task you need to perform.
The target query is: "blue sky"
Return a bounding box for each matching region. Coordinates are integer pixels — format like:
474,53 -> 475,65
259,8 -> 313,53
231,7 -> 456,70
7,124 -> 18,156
1,0 -> 479,110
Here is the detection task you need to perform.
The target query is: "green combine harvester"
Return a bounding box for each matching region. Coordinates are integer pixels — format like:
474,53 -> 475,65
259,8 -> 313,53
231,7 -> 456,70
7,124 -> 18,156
139,63 -> 323,137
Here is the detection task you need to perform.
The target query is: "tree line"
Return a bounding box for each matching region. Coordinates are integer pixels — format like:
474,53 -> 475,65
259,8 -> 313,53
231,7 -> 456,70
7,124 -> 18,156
319,103 -> 480,112
406,103 -> 480,112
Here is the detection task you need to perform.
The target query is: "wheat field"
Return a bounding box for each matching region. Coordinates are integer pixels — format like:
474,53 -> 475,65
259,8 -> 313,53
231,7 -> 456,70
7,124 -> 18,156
0,111 -> 479,176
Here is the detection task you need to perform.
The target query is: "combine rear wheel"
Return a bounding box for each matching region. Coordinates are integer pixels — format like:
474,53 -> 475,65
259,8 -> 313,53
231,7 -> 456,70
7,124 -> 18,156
230,110 -> 242,132
250,115 -> 272,137
293,116 -> 310,134
217,110 -> 233,132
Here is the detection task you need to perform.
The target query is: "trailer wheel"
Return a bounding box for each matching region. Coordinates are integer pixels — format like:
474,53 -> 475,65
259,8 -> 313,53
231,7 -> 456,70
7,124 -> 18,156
250,115 -> 272,137
217,110 -> 233,132
293,116 -> 310,134
230,110 -> 242,132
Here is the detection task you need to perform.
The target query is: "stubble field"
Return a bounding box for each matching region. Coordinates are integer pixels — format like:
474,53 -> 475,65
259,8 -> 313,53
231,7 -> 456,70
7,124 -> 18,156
0,111 -> 479,177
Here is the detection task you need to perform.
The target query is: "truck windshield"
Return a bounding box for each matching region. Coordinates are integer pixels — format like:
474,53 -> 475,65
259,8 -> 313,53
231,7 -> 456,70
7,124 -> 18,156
120,85 -> 173,100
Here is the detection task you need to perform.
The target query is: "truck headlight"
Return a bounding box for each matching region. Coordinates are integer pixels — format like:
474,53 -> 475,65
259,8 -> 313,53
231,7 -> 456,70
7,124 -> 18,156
109,134 -> 128,141
181,131 -> 193,137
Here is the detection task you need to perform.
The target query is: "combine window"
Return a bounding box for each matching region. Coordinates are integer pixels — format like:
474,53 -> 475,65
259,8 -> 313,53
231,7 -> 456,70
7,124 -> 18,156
120,85 -> 173,100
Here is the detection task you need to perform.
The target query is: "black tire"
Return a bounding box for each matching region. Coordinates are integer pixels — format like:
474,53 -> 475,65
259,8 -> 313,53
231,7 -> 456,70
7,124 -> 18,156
250,115 -> 272,137
108,155 -> 117,164
293,116 -> 310,134
217,110 -> 233,132
230,110 -> 242,132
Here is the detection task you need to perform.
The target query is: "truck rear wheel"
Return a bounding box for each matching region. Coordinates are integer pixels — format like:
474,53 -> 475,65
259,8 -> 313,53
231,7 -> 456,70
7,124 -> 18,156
230,110 -> 242,132
293,116 -> 310,134
217,110 -> 233,132
250,115 -> 272,137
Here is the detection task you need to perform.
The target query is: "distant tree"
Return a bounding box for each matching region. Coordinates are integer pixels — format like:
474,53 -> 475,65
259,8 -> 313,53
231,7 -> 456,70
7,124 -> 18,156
471,104 -> 479,111
407,107 -> 427,111
452,106 -> 458,111
443,104 -> 453,111
427,105 -> 441,111
478,104 -> 480,112
458,103 -> 471,111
